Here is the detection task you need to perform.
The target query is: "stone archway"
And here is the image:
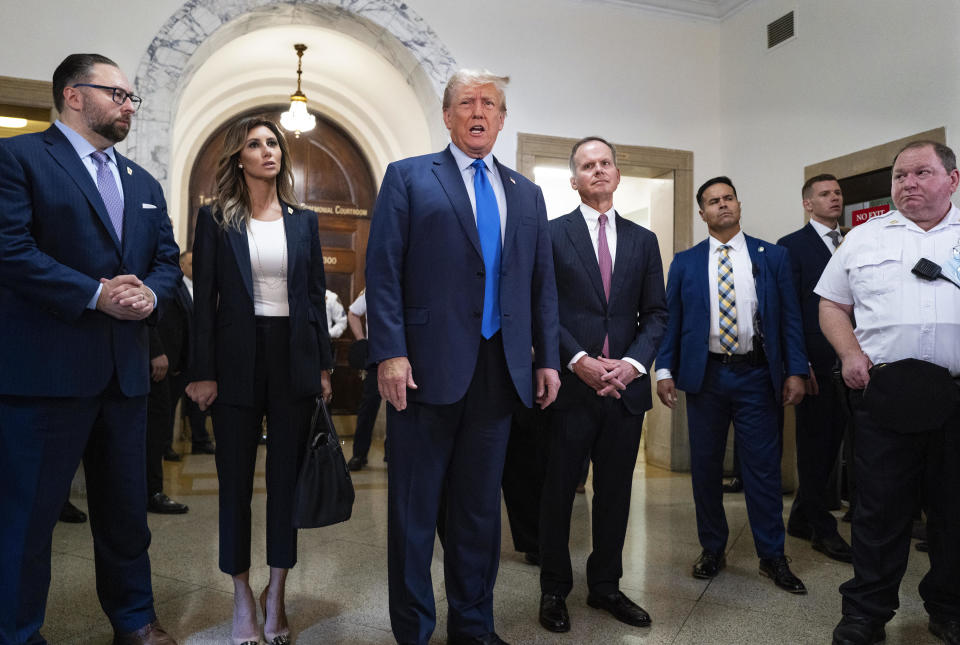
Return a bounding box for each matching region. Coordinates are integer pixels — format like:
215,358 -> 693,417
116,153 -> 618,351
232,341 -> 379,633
125,0 -> 456,186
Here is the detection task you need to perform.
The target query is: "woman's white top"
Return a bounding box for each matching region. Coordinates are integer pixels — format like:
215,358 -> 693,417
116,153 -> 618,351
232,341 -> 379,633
247,217 -> 289,316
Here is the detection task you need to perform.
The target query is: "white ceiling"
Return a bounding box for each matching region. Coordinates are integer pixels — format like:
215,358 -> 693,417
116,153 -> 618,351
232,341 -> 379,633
593,0 -> 753,21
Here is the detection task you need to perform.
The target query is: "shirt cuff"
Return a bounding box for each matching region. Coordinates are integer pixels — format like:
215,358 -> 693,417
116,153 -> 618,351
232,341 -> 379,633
145,285 -> 157,308
622,357 -> 646,376
87,284 -> 103,310
567,351 -> 587,372
655,368 -> 673,382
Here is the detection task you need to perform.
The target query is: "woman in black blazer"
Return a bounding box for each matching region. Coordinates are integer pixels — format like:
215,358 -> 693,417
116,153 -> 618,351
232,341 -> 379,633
187,116 -> 333,645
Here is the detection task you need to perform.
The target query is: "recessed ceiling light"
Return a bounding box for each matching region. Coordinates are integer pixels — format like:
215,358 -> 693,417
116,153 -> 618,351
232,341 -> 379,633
0,116 -> 28,128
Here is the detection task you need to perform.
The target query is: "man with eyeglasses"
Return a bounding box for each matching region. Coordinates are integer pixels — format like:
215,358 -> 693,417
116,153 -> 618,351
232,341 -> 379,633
0,54 -> 180,644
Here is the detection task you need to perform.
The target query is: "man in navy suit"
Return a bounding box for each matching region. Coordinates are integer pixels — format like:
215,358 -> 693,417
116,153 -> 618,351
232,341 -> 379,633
0,54 -> 180,645
366,69 -> 561,645
776,174 -> 852,563
656,177 -> 808,594
537,137 -> 667,633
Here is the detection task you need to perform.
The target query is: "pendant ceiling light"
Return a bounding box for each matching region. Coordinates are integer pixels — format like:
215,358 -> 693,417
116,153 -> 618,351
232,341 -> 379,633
280,43 -> 317,138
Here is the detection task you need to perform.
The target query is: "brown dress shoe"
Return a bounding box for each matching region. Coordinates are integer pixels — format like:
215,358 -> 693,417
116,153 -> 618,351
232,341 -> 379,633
113,621 -> 177,645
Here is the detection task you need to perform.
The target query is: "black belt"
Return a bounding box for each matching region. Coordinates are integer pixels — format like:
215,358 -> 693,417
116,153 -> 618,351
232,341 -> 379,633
708,350 -> 765,365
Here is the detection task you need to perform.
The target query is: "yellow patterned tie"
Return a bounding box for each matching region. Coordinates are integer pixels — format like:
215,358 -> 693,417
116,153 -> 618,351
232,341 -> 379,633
717,245 -> 739,354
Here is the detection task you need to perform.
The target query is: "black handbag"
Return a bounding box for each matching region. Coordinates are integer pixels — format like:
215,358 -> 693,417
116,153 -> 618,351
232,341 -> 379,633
292,396 -> 355,528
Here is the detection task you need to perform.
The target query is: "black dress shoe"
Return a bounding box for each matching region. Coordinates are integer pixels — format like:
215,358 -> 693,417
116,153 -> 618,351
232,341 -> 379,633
147,492 -> 189,514
539,592 -> 570,632
786,522 -> 813,541
832,615 -> 885,645
587,590 -> 651,627
59,500 -> 87,523
191,442 -> 215,454
113,621 -> 176,645
162,448 -> 181,462
930,617 -> 960,645
721,477 -> 743,493
692,550 -> 725,579
759,556 -> 806,594
447,633 -> 508,645
812,533 -> 853,563
347,455 -> 367,471
523,551 -> 541,566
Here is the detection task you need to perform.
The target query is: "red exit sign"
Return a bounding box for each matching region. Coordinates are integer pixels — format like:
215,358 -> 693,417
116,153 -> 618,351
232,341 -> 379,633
851,204 -> 890,227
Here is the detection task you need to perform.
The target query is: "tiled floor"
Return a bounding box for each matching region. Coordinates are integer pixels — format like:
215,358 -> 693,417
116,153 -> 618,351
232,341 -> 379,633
45,437 -> 939,644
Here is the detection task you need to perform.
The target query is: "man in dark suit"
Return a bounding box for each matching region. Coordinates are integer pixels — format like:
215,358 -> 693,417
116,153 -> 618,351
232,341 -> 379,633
776,174 -> 852,562
537,137 -> 667,633
366,69 -> 561,645
656,177 -> 808,594
0,54 -> 181,645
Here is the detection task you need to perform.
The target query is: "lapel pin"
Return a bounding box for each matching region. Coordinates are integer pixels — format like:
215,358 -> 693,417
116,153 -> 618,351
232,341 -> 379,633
126,166 -> 132,175
287,206 -> 293,214
758,246 -> 764,252
509,177 -> 516,184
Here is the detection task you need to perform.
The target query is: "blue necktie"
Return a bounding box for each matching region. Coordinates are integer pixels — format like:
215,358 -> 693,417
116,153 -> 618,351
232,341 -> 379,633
471,158 -> 501,338
91,150 -> 124,242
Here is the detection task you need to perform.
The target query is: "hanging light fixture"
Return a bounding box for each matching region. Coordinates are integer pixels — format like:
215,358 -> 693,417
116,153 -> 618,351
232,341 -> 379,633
280,43 -> 317,138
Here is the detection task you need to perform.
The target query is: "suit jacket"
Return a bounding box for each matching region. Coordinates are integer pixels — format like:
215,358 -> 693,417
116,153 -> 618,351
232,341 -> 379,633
776,223 -> 837,372
365,147 -> 560,408
656,234 -> 808,400
550,209 -> 668,415
190,204 -> 334,406
151,280 -> 192,374
0,125 -> 181,398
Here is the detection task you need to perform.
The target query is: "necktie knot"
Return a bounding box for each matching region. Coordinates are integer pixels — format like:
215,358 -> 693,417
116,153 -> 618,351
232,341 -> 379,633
827,230 -> 841,248
598,213 -> 608,228
91,150 -> 109,166
471,158 -> 486,173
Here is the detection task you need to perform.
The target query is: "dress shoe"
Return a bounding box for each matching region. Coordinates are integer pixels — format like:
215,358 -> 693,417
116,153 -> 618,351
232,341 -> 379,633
832,615 -> 885,645
191,442 -> 215,455
523,551 -> 541,566
812,533 -> 853,563
586,590 -> 651,627
930,617 -> 960,645
759,556 -> 806,594
916,540 -> 929,553
347,455 -> 367,471
692,550 -> 725,579
147,492 -> 189,514
721,477 -> 743,493
786,522 -> 813,541
162,448 -> 181,462
538,592 -> 570,632
113,621 -> 177,645
447,633 -> 509,645
59,500 -> 87,523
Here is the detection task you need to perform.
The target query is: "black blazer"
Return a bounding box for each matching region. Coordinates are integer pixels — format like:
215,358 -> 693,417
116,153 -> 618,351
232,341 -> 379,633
776,223 -> 836,371
191,204 -> 333,405
550,209 -> 668,415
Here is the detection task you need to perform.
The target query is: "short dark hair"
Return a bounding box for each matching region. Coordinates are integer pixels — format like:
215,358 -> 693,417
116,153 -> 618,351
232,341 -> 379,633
52,53 -> 118,112
802,173 -> 839,199
893,140 -> 957,173
569,136 -> 617,175
696,176 -> 737,208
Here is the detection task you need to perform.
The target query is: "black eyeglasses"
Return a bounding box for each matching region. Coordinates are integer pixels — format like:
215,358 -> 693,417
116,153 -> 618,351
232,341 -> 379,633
71,83 -> 142,111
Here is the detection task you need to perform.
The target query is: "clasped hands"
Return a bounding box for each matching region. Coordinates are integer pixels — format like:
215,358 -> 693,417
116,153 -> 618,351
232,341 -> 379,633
573,355 -> 638,399
96,274 -> 153,320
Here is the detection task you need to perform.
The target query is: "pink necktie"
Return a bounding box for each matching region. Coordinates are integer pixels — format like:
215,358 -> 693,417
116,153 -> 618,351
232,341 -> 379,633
598,213 -> 612,357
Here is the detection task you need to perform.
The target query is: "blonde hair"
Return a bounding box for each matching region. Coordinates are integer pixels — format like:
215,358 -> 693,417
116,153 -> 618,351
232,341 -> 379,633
442,69 -> 510,112
212,116 -> 297,231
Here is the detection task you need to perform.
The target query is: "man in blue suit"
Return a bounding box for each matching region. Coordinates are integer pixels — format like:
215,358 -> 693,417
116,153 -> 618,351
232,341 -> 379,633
656,176 -> 808,594
0,54 -> 181,645
776,174 -> 852,563
537,137 -> 667,634
366,69 -> 561,645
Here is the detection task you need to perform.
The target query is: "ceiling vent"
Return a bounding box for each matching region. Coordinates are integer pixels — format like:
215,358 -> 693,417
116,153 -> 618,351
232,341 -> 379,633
767,11 -> 795,49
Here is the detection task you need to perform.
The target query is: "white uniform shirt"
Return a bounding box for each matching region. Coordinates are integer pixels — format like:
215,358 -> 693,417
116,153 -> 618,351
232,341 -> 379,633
815,205 -> 960,376
349,292 -> 367,337
326,290 -> 348,338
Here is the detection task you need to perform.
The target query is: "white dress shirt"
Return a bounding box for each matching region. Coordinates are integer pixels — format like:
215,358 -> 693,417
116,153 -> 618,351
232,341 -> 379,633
448,143 -> 507,241
568,204 -> 645,376
809,218 -> 843,254
815,205 -> 960,376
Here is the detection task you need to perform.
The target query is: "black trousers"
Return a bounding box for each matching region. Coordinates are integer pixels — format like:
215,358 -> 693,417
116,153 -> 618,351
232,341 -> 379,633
788,366 -> 846,538
351,367 -> 382,459
145,374 -> 171,496
840,391 -> 960,622
540,395 -> 643,596
501,404 -> 548,554
212,317 -> 315,574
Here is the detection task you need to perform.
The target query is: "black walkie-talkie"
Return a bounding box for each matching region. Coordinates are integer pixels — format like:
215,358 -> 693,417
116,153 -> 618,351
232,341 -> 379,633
911,258 -> 960,290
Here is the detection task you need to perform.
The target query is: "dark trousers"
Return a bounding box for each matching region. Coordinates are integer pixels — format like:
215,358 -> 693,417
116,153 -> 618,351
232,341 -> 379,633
0,381 -> 155,642
686,360 -> 785,559
351,367 -> 381,459
540,396 -> 643,596
501,405 -> 548,554
788,366 -> 846,538
840,393 -> 960,622
145,375 -> 171,496
211,317 -> 314,574
387,334 -> 516,645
